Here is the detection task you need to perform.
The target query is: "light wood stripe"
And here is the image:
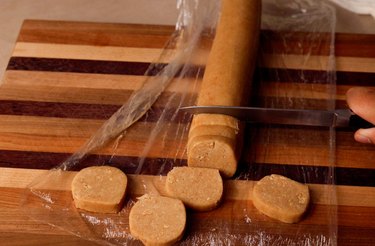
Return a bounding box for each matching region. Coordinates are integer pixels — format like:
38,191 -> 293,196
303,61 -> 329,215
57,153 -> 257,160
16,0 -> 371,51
0,115 -> 187,141
13,42 -> 210,65
0,84 -> 130,105
4,71 -> 370,104
18,20 -> 174,48
3,70 -> 200,93
3,71 -> 340,102
254,144 -> 375,170
14,42 -> 171,63
0,132 -> 187,159
3,71 -> 339,102
336,56 -> 375,73
1,167 -> 374,207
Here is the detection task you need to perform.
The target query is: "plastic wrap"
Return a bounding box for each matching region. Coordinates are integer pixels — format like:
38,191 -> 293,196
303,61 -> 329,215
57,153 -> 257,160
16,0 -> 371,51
23,0 -> 337,245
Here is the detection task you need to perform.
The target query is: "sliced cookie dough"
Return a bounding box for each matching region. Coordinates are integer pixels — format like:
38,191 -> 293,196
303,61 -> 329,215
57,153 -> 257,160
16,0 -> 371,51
71,166 -> 127,213
166,166 -> 223,211
252,174 -> 310,223
129,195 -> 186,246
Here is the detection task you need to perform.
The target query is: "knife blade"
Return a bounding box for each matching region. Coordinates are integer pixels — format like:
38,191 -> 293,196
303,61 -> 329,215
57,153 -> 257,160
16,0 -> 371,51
180,106 -> 374,129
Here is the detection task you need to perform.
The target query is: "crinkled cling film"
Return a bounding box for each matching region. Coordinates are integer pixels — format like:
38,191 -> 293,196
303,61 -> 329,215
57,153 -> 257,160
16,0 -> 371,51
22,0 -> 337,245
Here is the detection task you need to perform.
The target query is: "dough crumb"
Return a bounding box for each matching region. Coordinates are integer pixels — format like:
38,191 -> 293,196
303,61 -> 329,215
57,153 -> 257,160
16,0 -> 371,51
166,166 -> 223,211
129,195 -> 186,246
71,166 -> 127,213
252,174 -> 310,223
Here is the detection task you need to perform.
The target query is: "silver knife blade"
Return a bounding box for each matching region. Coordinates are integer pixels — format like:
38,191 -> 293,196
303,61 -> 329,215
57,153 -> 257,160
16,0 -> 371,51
180,106 -> 354,127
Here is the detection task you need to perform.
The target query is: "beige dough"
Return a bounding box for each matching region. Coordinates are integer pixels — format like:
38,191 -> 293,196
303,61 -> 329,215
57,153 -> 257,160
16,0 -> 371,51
71,166 -> 127,213
166,166 -> 223,211
187,0 -> 261,178
252,174 -> 310,223
129,195 -> 186,246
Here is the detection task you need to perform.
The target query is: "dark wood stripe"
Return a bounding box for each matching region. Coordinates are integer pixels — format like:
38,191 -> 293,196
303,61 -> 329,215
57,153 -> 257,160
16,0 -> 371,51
0,150 -> 185,175
8,57 -> 374,86
236,162 -> 375,186
1,150 -> 374,186
256,98 -> 348,110
7,57 -> 154,75
335,33 -> 375,58
0,98 -> 354,130
6,57 -> 203,78
260,30 -> 332,56
261,30 -> 375,58
252,96 -> 337,109
258,68 -> 375,86
338,226 -> 375,246
0,100 -> 119,119
0,98 -> 350,124
0,100 -> 193,123
256,67 -> 332,84
336,71 -> 375,86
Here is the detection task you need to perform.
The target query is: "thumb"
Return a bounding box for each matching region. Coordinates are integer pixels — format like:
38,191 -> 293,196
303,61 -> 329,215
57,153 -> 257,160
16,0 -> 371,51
346,87 -> 375,144
354,128 -> 375,144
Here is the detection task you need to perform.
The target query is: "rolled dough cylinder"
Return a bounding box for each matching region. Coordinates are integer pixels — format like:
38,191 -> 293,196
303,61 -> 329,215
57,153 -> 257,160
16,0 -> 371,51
129,195 -> 186,246
187,0 -> 261,177
252,174 -> 310,223
71,166 -> 127,213
166,166 -> 223,211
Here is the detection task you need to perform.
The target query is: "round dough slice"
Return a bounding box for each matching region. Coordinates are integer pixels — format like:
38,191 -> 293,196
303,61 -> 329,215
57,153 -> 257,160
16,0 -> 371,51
129,195 -> 186,246
187,135 -> 238,178
166,166 -> 223,211
252,174 -> 310,223
71,166 -> 127,213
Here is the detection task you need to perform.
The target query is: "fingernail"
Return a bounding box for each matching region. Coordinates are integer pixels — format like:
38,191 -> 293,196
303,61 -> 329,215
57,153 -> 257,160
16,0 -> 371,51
355,134 -> 373,144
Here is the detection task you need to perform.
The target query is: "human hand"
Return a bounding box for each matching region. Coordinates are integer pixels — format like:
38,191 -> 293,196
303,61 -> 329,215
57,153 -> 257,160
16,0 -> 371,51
346,87 -> 375,144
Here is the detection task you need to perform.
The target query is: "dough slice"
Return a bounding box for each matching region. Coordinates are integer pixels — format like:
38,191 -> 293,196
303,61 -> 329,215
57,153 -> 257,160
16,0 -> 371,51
166,166 -> 223,211
187,134 -> 238,177
252,174 -> 310,223
71,166 -> 127,213
129,195 -> 186,246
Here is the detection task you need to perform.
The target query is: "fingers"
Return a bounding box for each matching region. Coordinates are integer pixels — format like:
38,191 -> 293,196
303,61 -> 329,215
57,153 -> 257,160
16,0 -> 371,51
346,87 -> 375,123
354,128 -> 375,144
346,87 -> 375,144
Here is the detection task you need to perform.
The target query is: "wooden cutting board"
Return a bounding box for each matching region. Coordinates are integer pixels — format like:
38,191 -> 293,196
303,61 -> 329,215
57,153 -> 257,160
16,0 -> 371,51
0,20 -> 375,245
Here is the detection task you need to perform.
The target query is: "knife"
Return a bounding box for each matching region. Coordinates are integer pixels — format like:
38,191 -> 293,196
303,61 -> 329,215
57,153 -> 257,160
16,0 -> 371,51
180,106 -> 374,129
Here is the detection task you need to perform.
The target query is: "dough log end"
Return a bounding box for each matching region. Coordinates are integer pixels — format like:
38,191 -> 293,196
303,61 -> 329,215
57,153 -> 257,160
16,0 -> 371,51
187,135 -> 238,178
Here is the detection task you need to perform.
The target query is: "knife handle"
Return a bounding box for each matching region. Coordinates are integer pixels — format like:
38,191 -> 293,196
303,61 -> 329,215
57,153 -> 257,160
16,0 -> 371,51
349,114 -> 374,130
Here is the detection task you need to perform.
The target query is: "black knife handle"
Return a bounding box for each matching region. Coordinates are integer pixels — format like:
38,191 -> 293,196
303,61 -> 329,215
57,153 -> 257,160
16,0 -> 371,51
349,114 -> 374,130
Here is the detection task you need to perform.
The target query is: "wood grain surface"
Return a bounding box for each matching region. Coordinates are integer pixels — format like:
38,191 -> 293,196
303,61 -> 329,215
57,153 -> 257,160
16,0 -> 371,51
0,20 -> 375,245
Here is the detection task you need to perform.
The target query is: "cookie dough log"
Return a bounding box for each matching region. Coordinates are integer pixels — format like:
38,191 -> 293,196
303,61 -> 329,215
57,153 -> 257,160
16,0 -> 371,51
252,174 -> 310,223
187,0 -> 261,177
129,195 -> 186,246
166,166 -> 223,211
71,166 -> 128,213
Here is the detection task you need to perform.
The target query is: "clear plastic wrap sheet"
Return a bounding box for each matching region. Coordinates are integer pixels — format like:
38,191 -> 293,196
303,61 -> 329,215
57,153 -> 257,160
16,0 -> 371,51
22,0 -> 337,245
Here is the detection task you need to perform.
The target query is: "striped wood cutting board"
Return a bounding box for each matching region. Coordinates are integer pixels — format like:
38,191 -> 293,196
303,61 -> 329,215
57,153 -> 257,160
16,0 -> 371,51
0,20 -> 374,245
